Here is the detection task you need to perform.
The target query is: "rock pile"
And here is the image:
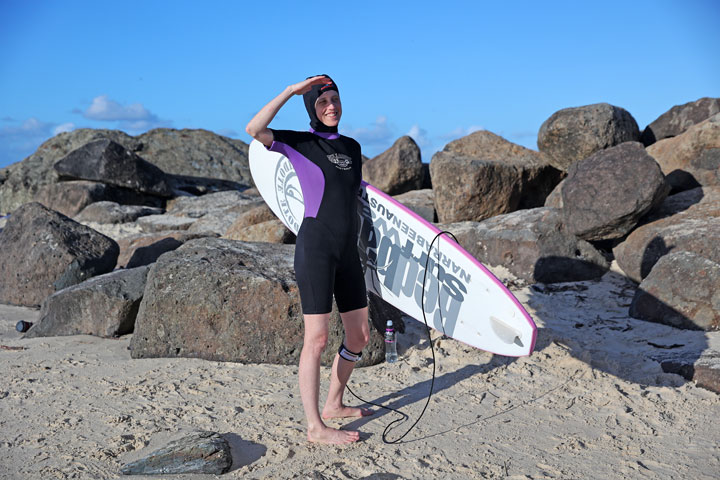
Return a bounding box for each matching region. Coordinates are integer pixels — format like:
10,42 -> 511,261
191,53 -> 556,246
0,97 -> 717,387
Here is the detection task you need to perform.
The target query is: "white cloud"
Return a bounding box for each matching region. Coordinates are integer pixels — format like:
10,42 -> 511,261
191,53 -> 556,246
82,95 -> 170,132
0,117 -> 68,167
53,123 -> 75,135
407,124 -> 432,149
441,125 -> 485,140
84,95 -> 156,122
341,115 -> 395,148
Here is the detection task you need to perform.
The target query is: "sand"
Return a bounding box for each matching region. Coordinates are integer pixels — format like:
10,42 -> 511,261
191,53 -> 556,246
1,267 -> 718,479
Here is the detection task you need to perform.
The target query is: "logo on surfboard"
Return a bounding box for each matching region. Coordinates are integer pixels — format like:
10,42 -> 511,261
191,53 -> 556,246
274,157 -> 304,232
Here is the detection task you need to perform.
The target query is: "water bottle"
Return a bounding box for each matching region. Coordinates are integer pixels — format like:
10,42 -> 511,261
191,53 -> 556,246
384,320 -> 398,363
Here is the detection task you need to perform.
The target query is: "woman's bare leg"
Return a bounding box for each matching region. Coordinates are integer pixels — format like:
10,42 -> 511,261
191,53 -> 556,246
322,307 -> 374,419
299,313 -> 360,444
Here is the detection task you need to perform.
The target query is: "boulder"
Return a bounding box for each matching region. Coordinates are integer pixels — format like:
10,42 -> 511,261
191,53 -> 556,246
642,97 -> 720,146
439,208 -> 609,283
130,238 -> 385,366
362,136 -> 424,195
0,202 -> 119,307
120,431 -> 232,475
224,219 -> 295,244
165,190 -> 260,218
613,187 -> 720,283
224,204 -> 277,234
133,128 -> 252,187
538,103 -> 641,171
0,129 -> 138,214
544,179 -> 565,208
646,113 -> 720,191
392,189 -> 436,223
137,214 -> 196,232
53,139 -> 172,198
661,353 -> 720,394
430,131 -> 563,223
33,180 -> 165,218
74,201 -> 163,224
630,251 -> 719,331
0,128 -> 251,215
24,266 -> 150,338
117,231 -> 211,268
562,142 -> 670,241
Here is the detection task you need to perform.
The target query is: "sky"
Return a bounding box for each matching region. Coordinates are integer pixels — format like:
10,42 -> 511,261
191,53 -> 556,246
1,0 -> 719,169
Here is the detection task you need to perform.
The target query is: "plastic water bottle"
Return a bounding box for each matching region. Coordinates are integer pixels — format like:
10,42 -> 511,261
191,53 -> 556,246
385,320 -> 398,363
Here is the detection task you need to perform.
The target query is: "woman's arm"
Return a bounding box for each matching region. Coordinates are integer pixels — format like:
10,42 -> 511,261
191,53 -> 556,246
245,75 -> 330,148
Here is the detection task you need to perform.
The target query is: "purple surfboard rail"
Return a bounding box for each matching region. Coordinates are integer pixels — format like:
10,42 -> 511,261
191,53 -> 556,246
360,180 -> 538,357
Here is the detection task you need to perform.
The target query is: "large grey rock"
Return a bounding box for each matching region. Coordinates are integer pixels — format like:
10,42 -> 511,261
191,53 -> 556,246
33,180 -> 165,218
642,97 -> 720,146
362,136 -> 424,195
392,189 -> 436,222
24,266 -> 150,338
0,202 -> 119,307
430,131 -> 563,223
54,139 -> 173,197
538,103 -> 641,171
440,208 -> 609,283
74,201 -> 163,224
630,251 -> 720,331
137,214 -> 196,232
134,128 -> 251,187
646,113 -> 720,191
0,129 -> 138,214
562,142 -> 670,241
613,187 -> 720,283
120,431 -> 232,475
0,128 -> 251,215
224,204 -> 277,234
130,238 -> 384,366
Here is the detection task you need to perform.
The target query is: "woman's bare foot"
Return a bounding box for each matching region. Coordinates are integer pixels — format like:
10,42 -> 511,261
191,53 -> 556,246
321,405 -> 374,420
307,425 -> 360,444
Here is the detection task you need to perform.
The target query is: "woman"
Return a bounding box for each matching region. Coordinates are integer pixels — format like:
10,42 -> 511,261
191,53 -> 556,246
246,75 -> 373,445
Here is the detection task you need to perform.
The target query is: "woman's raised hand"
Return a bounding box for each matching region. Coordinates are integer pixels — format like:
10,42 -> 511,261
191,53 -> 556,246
290,75 -> 330,95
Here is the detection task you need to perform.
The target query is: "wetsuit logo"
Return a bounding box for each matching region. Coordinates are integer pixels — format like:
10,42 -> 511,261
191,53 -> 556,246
326,153 -> 352,170
274,157 -> 304,232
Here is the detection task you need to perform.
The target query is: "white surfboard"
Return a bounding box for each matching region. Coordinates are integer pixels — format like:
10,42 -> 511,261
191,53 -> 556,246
249,139 -> 536,357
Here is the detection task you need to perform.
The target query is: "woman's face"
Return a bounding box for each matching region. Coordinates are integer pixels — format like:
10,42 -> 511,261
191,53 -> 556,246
314,90 -> 342,128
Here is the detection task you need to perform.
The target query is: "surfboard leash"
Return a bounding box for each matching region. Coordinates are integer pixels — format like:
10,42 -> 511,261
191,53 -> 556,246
346,230 -> 459,444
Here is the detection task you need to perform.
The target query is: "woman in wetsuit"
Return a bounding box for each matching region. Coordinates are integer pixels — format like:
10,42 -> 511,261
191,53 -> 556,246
246,75 -> 372,445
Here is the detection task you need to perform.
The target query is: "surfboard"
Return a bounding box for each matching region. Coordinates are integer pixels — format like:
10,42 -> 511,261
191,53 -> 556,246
249,139 -> 537,357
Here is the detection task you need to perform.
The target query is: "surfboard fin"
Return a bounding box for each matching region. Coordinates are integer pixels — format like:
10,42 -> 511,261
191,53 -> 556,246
490,316 -> 523,346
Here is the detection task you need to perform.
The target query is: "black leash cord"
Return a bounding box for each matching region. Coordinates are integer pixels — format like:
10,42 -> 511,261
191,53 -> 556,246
346,230 -> 459,444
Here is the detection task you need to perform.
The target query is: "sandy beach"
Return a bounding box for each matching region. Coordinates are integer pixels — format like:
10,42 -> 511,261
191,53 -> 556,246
1,263 -> 718,480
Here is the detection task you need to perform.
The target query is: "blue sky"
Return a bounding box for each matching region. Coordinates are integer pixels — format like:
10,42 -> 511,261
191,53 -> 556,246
1,0 -> 718,169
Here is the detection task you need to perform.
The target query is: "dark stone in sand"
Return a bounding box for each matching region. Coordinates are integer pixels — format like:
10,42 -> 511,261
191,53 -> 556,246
120,431 -> 232,475
24,266 -> 150,338
0,202 -> 118,307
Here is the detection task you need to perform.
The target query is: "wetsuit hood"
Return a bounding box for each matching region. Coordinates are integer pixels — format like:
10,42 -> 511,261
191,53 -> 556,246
303,75 -> 339,133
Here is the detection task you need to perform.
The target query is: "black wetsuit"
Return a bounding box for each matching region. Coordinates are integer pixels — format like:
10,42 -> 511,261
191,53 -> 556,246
268,128 -> 367,315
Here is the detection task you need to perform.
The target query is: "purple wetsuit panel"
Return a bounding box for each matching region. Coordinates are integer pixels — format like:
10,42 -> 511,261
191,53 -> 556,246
268,141 -> 325,219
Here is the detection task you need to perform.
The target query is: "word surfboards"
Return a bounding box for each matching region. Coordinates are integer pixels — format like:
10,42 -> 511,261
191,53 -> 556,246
249,139 -> 536,357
